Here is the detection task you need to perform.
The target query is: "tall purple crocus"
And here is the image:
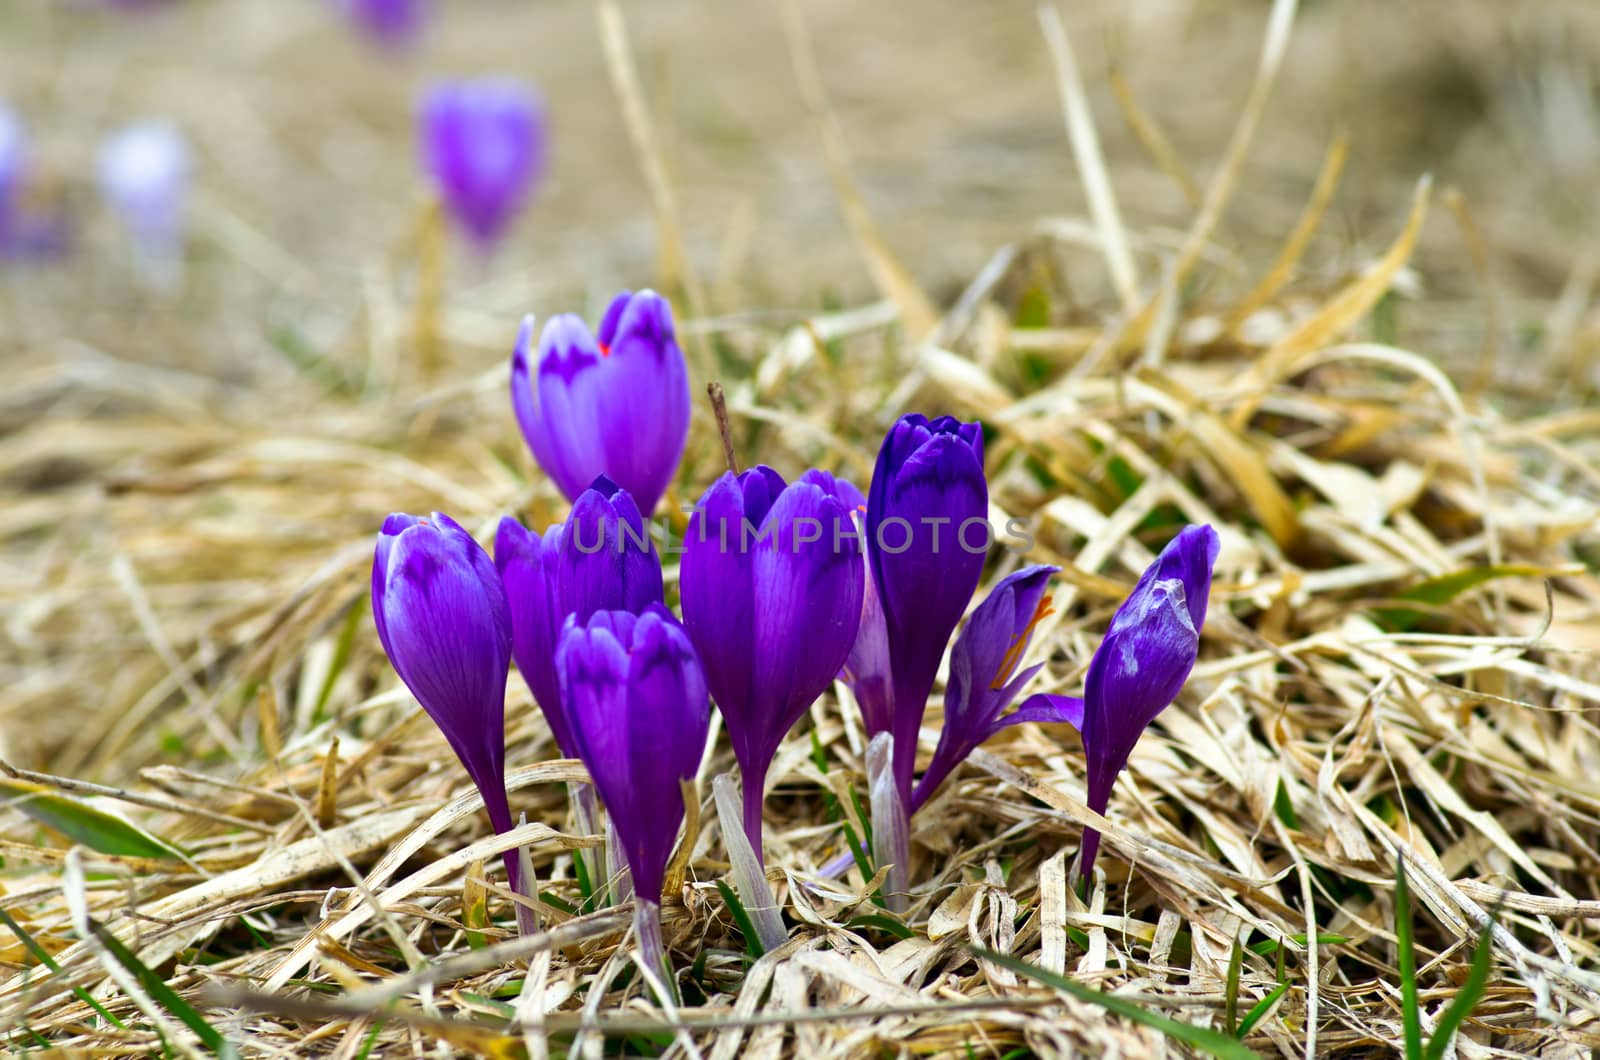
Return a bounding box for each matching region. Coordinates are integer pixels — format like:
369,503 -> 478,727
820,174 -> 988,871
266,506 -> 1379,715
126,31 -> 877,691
912,564 -> 1082,811
98,120 -> 188,288
681,466 -> 864,855
337,0 -> 425,49
495,477 -> 663,757
419,79 -> 544,252
372,513 -> 521,888
858,414 -> 989,803
558,604 -> 709,983
1076,524 -> 1219,876
510,291 -> 690,516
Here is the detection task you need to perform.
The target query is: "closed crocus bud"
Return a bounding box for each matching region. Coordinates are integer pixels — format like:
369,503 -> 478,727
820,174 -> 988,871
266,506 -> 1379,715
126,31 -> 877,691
495,478 -> 662,757
98,120 -> 187,287
558,476 -> 664,622
372,514 -> 520,881
0,106 -> 70,264
558,604 -> 709,979
0,104 -> 21,208
913,565 -> 1081,811
682,466 -> 864,855
863,414 -> 989,802
1078,524 -> 1219,877
338,0 -> 425,49
510,291 -> 690,515
419,79 -> 544,252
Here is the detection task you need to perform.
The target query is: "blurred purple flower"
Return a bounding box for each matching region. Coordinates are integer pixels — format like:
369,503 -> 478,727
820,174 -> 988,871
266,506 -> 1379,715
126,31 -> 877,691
511,291 -> 690,515
0,104 -> 71,263
558,603 -> 708,975
1076,524 -> 1219,876
98,119 -> 187,286
912,564 -> 1078,811
856,414 -> 988,803
681,466 -> 864,856
419,79 -> 544,251
495,477 -> 663,757
337,0 -> 426,49
373,513 -> 520,884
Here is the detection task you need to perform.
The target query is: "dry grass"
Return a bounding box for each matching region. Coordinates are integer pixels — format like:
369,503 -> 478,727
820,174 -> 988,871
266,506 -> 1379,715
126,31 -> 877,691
5,2 -> 1600,1057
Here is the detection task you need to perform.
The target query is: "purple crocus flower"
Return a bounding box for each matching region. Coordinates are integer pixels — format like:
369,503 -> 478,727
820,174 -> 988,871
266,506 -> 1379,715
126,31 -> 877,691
495,476 -> 663,757
510,291 -> 690,516
337,0 -> 425,49
372,513 -> 520,885
912,564 -> 1080,811
419,79 -> 544,252
0,104 -> 22,209
0,105 -> 70,264
98,120 -> 188,287
859,414 -> 989,802
1077,524 -> 1219,876
558,604 -> 709,978
681,466 -> 864,856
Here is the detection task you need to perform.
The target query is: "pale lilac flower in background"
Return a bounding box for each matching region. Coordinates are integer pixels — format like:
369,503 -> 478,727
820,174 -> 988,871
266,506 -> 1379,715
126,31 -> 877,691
419,79 -> 545,252
0,103 -> 71,263
98,119 -> 188,288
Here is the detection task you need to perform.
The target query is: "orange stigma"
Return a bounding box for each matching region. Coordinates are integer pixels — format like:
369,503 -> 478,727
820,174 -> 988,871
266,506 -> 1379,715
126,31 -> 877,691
598,342 -> 611,357
990,593 -> 1055,690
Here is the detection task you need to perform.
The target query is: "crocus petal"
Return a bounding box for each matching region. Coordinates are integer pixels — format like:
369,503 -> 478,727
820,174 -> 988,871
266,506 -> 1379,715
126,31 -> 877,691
558,477 -> 663,622
865,414 -> 988,800
1002,692 -> 1085,730
559,605 -> 709,905
419,79 -> 544,250
512,292 -> 690,514
495,516 -> 572,755
98,120 -> 187,285
842,514 -> 893,737
373,514 -> 514,833
681,472 -> 759,754
913,565 -> 1057,810
1078,524 -> 1218,875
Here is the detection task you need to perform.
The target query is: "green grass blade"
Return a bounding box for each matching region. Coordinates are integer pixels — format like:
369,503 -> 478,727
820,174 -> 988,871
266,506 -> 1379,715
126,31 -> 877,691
0,780 -> 185,861
1235,983 -> 1289,1038
1395,857 -> 1423,1060
0,907 -> 127,1029
1422,917 -> 1495,1060
89,921 -> 228,1052
714,879 -> 766,958
1225,937 -> 1244,1036
973,947 -> 1262,1060
1246,933 -> 1348,958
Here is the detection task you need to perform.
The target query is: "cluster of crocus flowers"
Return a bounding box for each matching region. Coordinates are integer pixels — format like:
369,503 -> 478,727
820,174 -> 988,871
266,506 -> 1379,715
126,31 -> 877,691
418,79 -> 545,253
510,290 -> 691,516
371,288 -> 1220,979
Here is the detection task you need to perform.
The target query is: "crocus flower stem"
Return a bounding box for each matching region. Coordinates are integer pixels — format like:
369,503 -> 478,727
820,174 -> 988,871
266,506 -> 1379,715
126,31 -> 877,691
713,773 -> 787,952
632,899 -> 673,1004
866,733 -> 910,915
741,764 -> 768,864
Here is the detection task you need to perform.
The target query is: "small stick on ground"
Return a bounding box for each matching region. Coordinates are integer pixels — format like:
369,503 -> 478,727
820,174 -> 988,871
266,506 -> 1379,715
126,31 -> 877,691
707,382 -> 739,476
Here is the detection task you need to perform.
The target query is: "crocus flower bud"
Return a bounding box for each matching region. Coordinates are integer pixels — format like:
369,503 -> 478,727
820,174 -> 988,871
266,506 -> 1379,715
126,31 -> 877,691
337,0 -> 425,49
372,513 -> 519,879
0,104 -> 22,209
914,564 -> 1082,811
862,414 -> 988,802
418,79 -> 544,251
681,466 -> 864,854
495,478 -> 662,757
557,604 -> 709,908
1078,524 -> 1219,876
510,291 -> 690,515
558,475 -> 664,622
98,120 -> 187,287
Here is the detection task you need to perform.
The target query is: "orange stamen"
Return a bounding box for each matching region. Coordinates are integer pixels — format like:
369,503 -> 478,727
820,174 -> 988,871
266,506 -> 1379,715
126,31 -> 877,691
598,343 -> 611,357
990,593 -> 1055,690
